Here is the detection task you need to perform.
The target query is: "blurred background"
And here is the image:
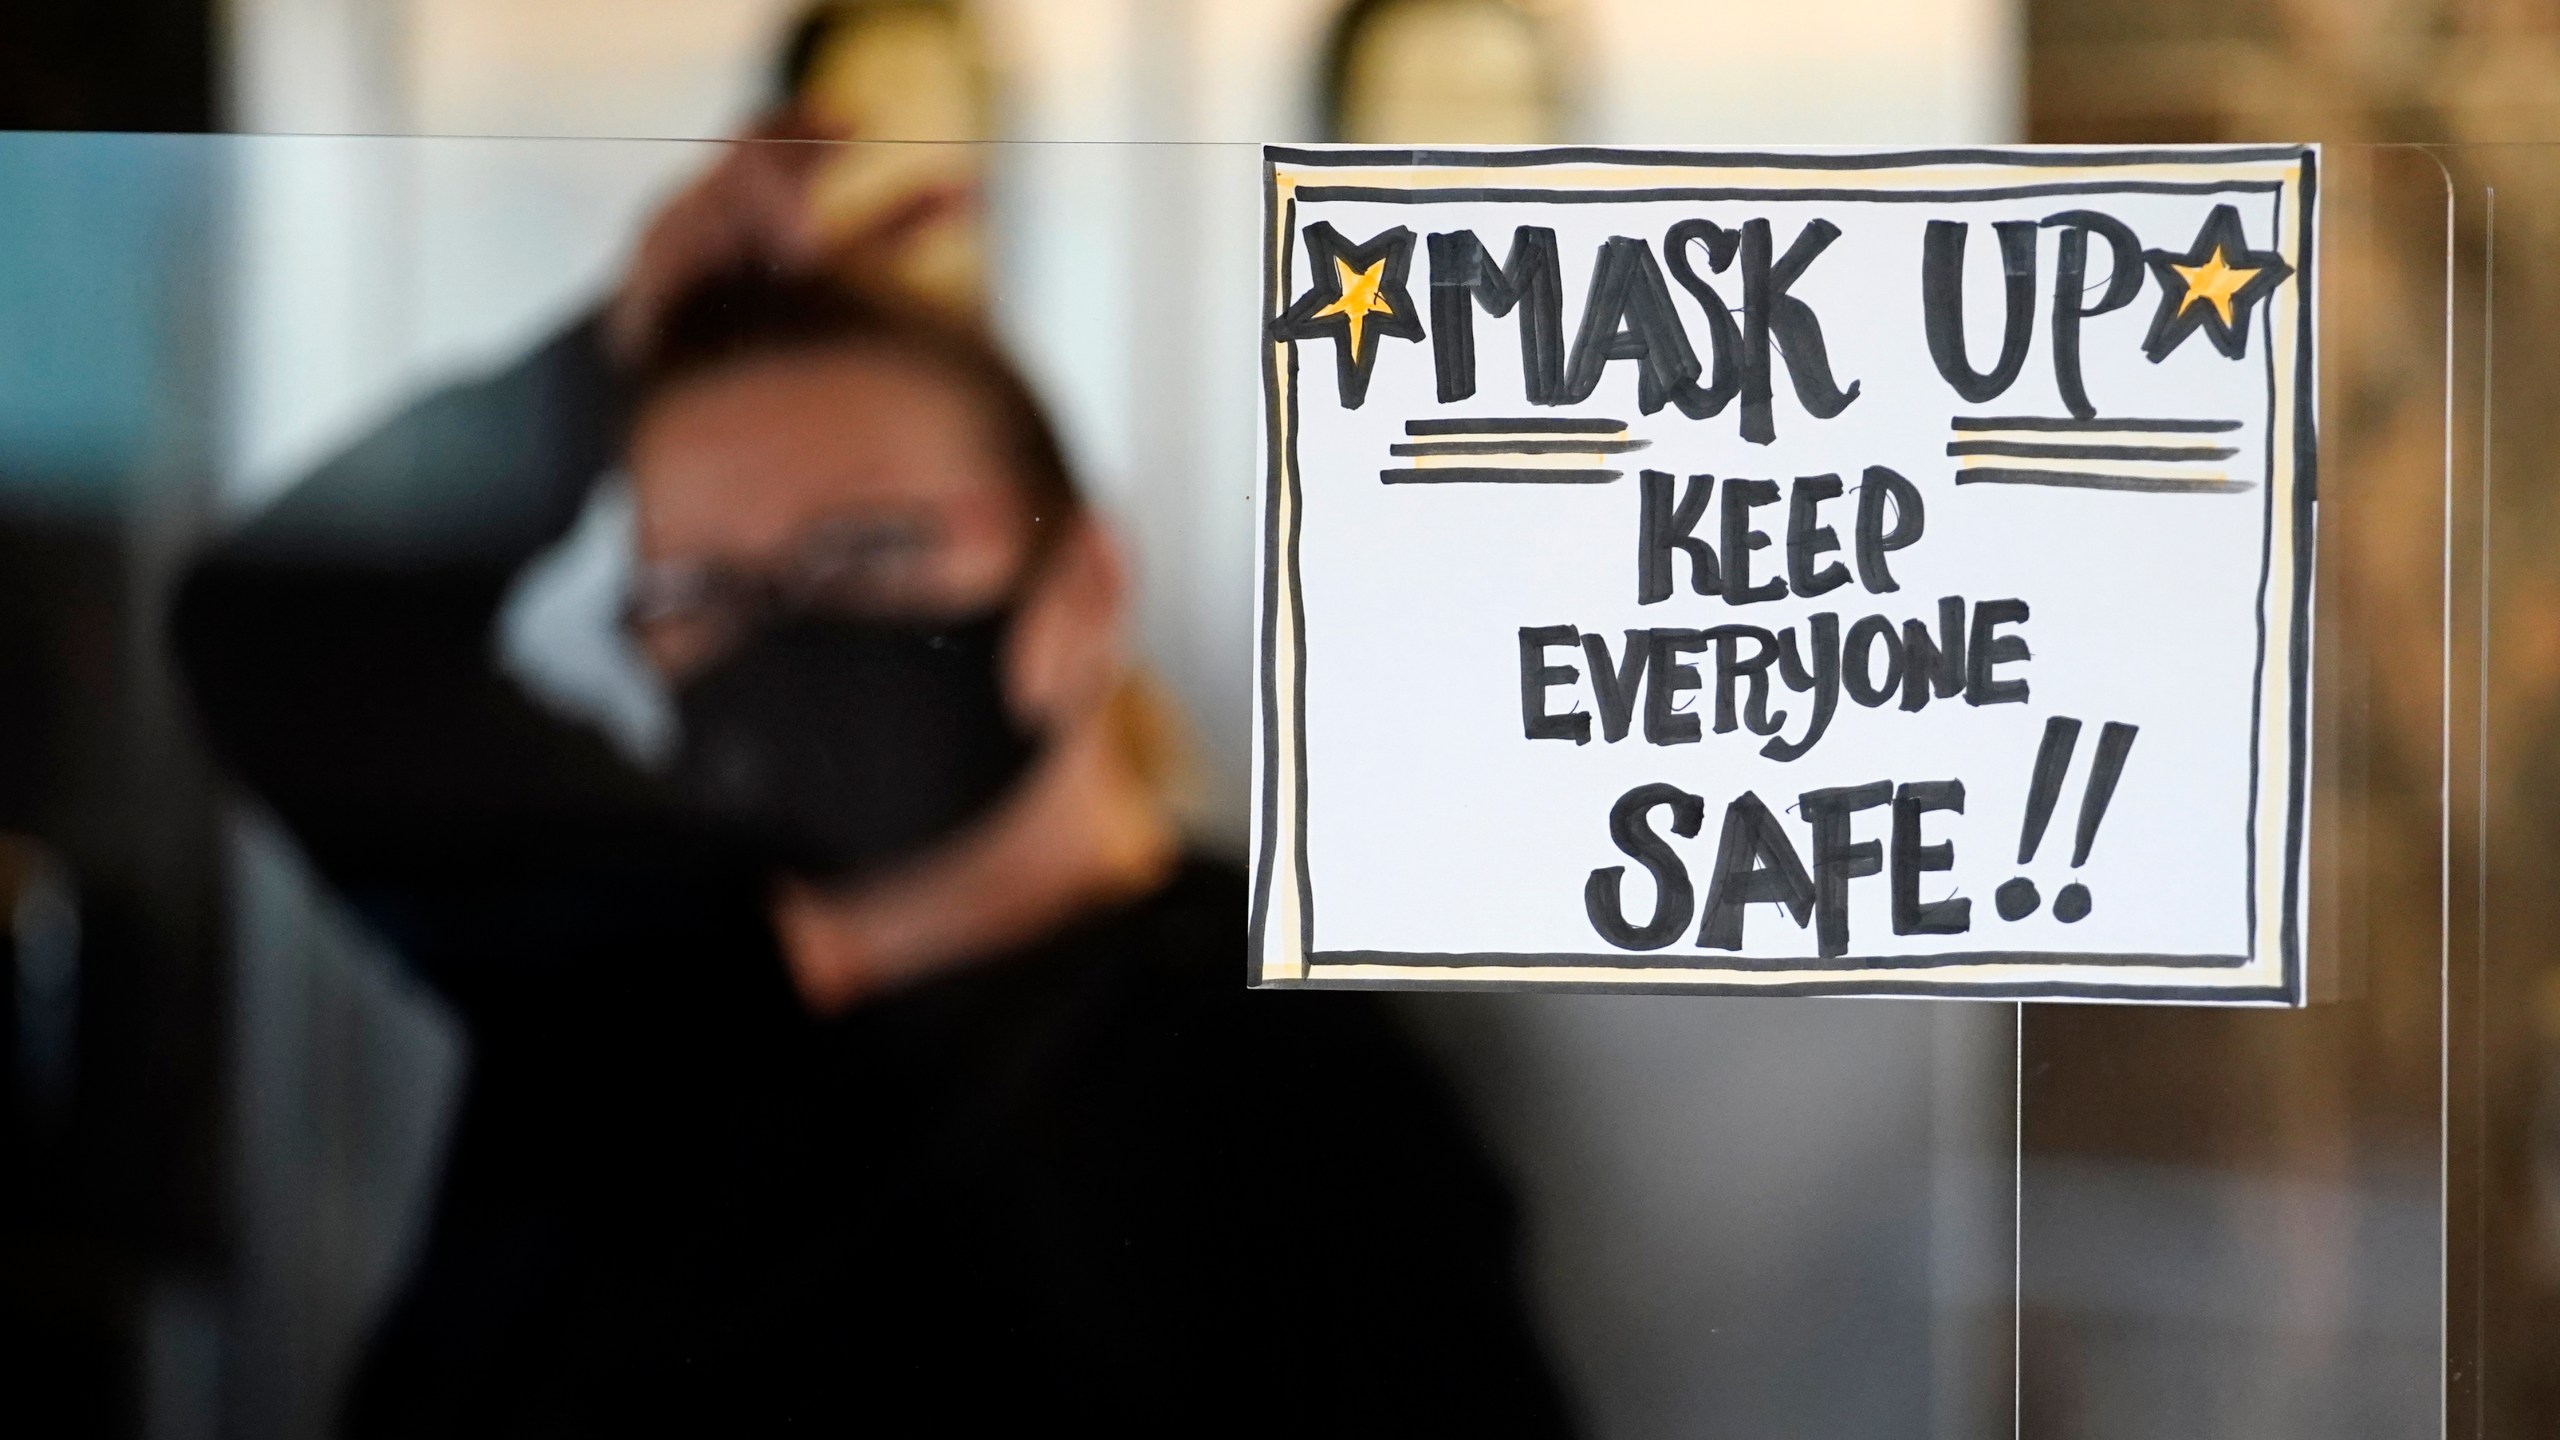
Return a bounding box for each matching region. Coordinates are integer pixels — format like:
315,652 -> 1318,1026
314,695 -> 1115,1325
1,1 -> 2554,1437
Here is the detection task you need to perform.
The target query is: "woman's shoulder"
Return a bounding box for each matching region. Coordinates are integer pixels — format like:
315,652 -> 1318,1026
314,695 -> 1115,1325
1113,852 -> 1249,963
1079,853 -> 1445,1078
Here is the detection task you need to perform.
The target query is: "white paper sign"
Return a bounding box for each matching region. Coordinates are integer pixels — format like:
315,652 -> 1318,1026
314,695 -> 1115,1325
1251,145 -> 2317,1004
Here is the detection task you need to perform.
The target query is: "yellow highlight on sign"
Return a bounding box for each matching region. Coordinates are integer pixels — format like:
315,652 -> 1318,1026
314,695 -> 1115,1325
1313,256 -> 1395,360
2171,247 -> 2262,327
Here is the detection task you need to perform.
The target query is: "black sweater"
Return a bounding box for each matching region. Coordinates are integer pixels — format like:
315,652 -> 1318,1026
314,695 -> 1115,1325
171,322 -> 1573,1436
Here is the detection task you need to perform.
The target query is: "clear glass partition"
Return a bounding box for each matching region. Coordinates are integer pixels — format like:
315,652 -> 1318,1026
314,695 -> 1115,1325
0,134 -> 2532,1439
2013,146 -> 2459,1440
2441,144 -> 2560,1440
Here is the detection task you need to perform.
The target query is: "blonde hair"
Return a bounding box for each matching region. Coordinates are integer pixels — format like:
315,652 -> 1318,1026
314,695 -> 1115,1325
1104,666 -> 1208,829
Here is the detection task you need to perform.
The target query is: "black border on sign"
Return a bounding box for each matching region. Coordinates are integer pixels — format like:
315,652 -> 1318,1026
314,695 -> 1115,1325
2281,147 -> 2319,1006
1252,145 -> 2316,1005
1248,160 -> 1280,987
1313,948 -> 2247,970
1261,144 -> 2312,170
1295,180 -> 2285,207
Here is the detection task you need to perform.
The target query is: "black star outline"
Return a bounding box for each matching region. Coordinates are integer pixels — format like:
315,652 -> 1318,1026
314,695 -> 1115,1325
1269,222 -> 1424,410
2138,203 -> 2295,363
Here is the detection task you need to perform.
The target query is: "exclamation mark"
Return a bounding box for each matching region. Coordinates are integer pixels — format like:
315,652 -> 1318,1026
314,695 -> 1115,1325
1994,716 -> 2079,921
2053,722 -> 2138,923
1994,716 -> 2139,924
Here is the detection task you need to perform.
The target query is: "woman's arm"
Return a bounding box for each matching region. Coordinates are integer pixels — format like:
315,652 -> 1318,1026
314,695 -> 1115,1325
170,317 -> 695,902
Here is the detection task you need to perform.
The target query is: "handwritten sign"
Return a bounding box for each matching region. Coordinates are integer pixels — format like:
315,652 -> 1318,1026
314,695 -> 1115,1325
1250,146 -> 2316,1004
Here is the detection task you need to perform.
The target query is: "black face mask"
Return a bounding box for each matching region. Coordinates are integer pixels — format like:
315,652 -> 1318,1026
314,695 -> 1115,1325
668,611 -> 1037,880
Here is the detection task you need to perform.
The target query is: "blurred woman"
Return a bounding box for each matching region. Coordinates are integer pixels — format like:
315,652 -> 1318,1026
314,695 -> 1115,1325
173,140 -> 1571,1432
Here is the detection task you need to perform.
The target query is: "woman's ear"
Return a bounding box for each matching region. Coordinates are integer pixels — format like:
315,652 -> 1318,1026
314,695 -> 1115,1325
1002,514 -> 1127,728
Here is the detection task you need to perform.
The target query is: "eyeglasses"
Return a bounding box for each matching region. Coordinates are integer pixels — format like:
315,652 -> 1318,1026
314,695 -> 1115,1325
625,515 -> 948,667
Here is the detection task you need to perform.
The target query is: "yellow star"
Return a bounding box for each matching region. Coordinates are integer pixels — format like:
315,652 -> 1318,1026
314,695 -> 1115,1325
1313,256 -> 1394,359
2170,247 -> 2260,327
